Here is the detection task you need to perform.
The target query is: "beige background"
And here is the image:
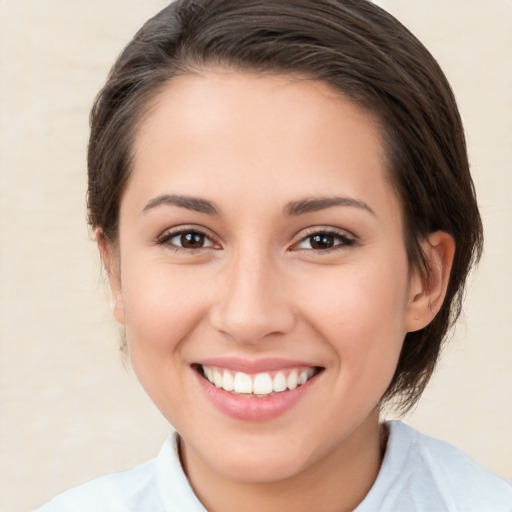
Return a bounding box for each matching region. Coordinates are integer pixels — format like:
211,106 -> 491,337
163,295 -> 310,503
0,1 -> 511,510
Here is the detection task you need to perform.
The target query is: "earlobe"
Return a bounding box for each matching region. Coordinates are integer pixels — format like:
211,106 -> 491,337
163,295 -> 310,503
95,229 -> 126,325
405,231 -> 455,333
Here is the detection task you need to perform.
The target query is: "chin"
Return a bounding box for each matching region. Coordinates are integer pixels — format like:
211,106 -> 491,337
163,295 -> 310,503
213,450 -> 310,484
183,428 -> 319,484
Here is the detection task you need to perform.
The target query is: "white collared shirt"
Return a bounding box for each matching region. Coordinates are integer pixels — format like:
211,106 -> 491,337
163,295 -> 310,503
35,421 -> 512,512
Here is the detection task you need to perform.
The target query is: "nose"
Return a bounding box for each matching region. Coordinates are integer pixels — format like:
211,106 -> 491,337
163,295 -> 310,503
209,249 -> 296,345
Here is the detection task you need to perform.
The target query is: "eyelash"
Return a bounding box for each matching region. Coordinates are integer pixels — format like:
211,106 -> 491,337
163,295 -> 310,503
155,227 -> 356,253
156,228 -> 219,252
292,229 -> 356,253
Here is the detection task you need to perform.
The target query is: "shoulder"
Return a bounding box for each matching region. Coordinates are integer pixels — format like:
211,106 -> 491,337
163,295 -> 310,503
357,421 -> 512,512
33,457 -> 159,512
33,434 -> 205,512
401,421 -> 511,504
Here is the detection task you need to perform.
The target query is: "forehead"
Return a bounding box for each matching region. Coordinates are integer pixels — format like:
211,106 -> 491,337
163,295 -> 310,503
127,70 -> 399,222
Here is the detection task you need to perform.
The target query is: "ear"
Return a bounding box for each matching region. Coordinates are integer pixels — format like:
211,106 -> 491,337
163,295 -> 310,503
95,229 -> 126,325
405,231 -> 455,333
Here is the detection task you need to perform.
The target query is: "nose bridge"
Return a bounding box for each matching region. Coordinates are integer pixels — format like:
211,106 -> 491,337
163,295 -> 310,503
211,244 -> 295,343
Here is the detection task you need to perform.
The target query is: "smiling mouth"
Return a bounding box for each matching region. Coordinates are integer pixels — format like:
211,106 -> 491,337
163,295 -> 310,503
193,364 -> 323,398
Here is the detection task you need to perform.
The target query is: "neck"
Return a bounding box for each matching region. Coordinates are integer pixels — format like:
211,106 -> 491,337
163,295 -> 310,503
180,410 -> 386,512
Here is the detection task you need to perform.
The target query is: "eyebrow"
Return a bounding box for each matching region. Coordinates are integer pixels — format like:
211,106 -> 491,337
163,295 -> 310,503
284,196 -> 375,216
142,194 -> 219,215
142,194 -> 374,217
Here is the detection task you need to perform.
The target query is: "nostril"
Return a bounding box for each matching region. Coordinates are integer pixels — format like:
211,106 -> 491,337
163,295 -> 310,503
209,308 -> 297,345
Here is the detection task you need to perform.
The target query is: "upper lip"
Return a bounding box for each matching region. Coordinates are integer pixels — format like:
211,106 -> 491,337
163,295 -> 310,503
194,357 -> 320,374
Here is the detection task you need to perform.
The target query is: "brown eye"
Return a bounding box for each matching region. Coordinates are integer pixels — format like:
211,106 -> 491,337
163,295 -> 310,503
310,233 -> 336,249
159,229 -> 216,250
180,232 -> 207,249
294,230 -> 355,252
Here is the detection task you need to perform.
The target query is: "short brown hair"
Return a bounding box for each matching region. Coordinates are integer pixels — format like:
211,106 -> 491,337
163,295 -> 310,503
88,0 -> 483,412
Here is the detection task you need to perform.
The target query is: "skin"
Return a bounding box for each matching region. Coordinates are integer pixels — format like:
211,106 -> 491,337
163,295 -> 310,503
100,70 -> 454,512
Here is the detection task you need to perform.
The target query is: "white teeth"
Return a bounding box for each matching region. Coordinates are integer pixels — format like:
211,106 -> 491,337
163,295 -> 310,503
298,370 -> 309,385
202,366 -> 317,396
287,369 -> 298,390
222,370 -> 234,391
213,369 -> 223,388
273,372 -> 287,392
234,372 -> 253,394
253,373 -> 273,395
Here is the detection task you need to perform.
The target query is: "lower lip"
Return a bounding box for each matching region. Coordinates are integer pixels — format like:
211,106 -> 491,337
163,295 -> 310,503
194,370 -> 318,422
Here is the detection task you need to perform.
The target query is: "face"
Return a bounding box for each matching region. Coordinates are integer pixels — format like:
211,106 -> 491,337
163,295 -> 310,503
108,71 -> 423,484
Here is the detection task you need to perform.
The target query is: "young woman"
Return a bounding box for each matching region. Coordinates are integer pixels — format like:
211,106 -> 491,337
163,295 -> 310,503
37,1 -> 511,510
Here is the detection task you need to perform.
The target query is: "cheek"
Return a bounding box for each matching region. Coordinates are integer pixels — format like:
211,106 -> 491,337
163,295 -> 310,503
120,262 -> 210,355
119,263 -> 212,421
299,260 -> 409,368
